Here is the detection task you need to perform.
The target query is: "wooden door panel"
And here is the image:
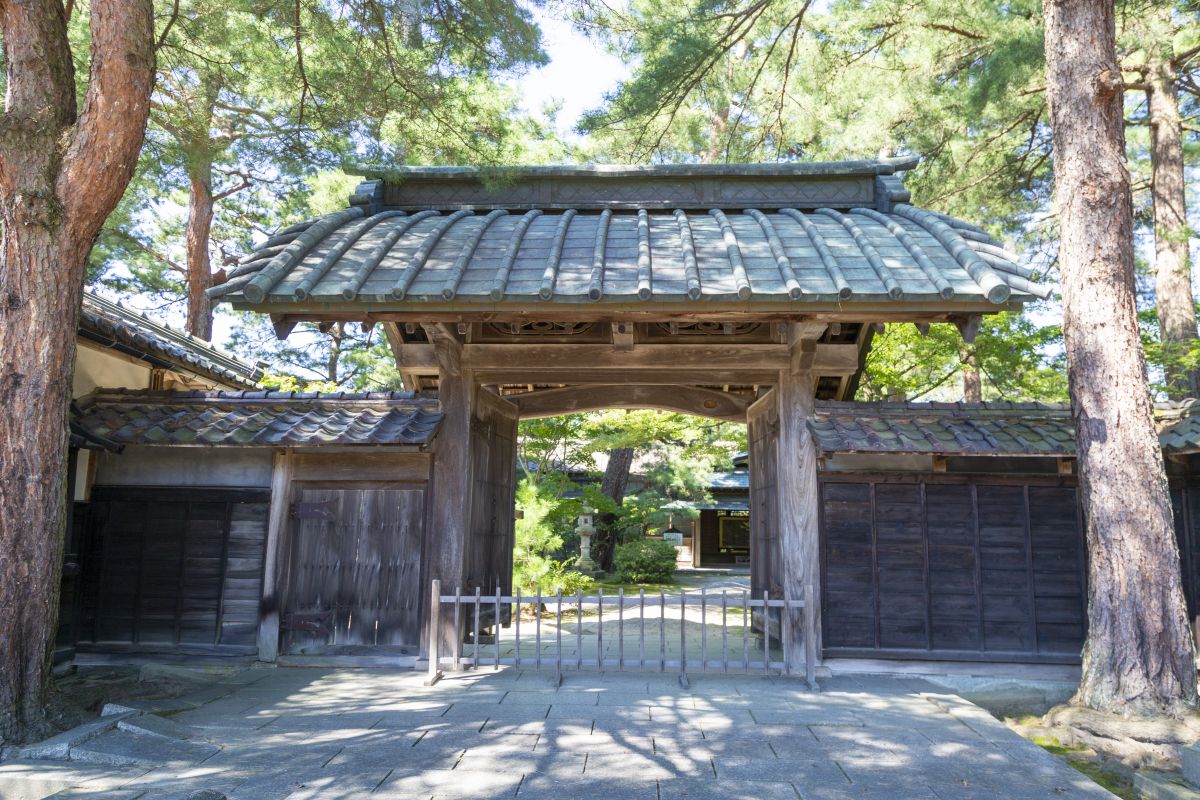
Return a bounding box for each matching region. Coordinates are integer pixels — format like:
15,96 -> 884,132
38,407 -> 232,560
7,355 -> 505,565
283,487 -> 424,654
821,477 -> 1086,662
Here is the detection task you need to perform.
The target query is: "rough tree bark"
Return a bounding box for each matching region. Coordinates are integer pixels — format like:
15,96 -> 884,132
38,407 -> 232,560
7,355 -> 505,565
596,447 -> 634,572
185,156 -> 216,341
1044,0 -> 1197,717
959,344 -> 982,402
1145,36 -> 1199,399
0,0 -> 155,742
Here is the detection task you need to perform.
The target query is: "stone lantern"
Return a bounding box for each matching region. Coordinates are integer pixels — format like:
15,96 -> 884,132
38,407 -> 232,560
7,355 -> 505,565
576,505 -> 598,575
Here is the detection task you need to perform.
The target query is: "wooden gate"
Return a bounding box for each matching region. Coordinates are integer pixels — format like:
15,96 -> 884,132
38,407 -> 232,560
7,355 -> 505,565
282,487 -> 424,654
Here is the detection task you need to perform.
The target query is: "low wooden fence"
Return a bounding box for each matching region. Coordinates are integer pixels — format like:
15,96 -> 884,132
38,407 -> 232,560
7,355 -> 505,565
424,580 -> 816,688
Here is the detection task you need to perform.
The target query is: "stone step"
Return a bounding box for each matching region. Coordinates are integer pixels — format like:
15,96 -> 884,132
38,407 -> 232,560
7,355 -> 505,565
11,711 -> 137,760
69,730 -> 220,769
117,714 -> 196,741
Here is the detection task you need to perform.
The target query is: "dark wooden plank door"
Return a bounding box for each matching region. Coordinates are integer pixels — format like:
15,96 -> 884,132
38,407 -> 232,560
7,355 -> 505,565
80,488 -> 269,652
282,487 -> 424,654
821,477 -> 1086,663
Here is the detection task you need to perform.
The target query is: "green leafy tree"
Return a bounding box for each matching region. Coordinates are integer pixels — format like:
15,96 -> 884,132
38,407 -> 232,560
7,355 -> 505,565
859,315 -> 1068,402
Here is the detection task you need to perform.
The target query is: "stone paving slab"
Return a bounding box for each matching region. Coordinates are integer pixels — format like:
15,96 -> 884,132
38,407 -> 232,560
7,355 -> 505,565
0,666 -> 1121,800
68,730 -> 219,768
658,779 -> 803,800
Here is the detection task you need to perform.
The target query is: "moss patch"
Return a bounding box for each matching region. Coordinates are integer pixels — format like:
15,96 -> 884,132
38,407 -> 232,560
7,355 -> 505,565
1028,735 -> 1137,799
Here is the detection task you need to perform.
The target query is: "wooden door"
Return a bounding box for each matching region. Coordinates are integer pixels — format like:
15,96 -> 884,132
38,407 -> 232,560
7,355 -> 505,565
820,476 -> 1086,663
79,487 -> 269,653
282,487 -> 424,654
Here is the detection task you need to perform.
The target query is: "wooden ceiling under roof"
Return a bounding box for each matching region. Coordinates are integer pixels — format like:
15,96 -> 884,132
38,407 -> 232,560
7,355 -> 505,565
211,161 -> 1049,415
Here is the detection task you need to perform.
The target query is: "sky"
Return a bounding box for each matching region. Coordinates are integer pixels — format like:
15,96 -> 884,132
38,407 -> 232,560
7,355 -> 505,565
509,8 -> 630,142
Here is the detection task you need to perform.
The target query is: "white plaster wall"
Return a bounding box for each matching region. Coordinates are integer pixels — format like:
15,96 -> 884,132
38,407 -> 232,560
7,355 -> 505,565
73,345 -> 150,397
94,446 -> 274,488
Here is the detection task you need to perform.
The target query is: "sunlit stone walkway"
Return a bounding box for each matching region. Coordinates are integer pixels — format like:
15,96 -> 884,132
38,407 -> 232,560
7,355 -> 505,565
0,667 -> 1115,799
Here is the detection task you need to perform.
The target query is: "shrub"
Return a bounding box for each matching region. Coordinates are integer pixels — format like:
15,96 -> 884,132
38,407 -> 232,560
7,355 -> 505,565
614,539 -> 678,583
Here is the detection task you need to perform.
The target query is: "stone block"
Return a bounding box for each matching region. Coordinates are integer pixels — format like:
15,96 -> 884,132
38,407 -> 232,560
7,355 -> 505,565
15,712 -> 136,759
117,715 -> 196,741
70,730 -> 220,768
657,779 -> 805,800
1136,770 -> 1200,800
513,774 -> 657,800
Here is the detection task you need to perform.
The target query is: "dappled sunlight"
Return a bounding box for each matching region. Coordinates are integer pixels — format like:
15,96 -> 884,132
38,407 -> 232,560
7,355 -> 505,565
34,666 -> 1117,799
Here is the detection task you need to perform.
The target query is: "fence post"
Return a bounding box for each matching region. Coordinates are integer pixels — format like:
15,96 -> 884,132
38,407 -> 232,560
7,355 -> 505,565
804,582 -> 818,690
679,590 -> 688,689
425,579 -> 442,686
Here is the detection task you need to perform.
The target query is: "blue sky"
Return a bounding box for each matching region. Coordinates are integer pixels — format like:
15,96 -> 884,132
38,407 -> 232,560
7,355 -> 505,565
511,8 -> 629,141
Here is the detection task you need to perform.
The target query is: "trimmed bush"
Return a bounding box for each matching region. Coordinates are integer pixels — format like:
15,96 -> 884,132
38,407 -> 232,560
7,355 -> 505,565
614,539 -> 678,583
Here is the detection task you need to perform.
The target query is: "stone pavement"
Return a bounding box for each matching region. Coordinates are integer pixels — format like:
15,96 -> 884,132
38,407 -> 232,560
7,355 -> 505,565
0,667 -> 1117,800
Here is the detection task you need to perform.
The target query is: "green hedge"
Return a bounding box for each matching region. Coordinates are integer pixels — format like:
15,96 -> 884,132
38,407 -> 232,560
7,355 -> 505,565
614,539 -> 678,583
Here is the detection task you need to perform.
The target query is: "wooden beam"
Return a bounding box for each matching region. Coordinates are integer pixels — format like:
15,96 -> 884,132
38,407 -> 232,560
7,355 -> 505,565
474,369 -> 782,385
612,322 -> 635,351
231,302 -> 1023,325
424,323 -> 464,377
932,454 -> 948,472
953,314 -> 982,343
256,449 -> 293,663
463,343 -> 791,371
270,315 -> 297,340
512,384 -> 751,421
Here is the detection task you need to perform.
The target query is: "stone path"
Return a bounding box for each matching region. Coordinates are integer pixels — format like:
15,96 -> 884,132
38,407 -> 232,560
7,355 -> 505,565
0,667 -> 1117,800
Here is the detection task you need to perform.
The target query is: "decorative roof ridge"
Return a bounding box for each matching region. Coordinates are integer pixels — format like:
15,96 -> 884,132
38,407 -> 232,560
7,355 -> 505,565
80,387 -> 439,407
81,291 -> 265,386
348,158 -> 922,183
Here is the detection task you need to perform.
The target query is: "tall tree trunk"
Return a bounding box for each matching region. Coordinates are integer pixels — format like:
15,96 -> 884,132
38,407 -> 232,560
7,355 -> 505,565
1146,39 -> 1199,399
0,0 -> 154,742
596,447 -> 634,572
960,344 -> 982,402
185,157 -> 215,341
326,323 -> 344,383
1044,0 -> 1197,717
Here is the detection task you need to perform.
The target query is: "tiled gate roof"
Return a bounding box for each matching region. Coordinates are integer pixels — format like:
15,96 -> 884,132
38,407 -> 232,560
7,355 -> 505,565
208,161 -> 1050,315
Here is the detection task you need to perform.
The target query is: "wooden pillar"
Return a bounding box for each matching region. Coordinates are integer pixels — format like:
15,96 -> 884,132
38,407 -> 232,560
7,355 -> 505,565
777,324 -> 826,670
423,324 -> 474,658
257,448 -> 292,663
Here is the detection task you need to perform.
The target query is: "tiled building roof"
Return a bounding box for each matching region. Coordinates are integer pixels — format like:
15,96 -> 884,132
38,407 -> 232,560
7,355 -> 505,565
79,293 -> 264,389
809,400 -> 1200,456
809,401 -> 1077,456
1156,400 -> 1200,454
208,161 -> 1050,314
72,389 -> 442,448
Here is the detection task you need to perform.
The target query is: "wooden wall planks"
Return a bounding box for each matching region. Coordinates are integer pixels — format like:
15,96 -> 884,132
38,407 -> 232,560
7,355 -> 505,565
820,474 -> 1086,663
79,487 -> 269,653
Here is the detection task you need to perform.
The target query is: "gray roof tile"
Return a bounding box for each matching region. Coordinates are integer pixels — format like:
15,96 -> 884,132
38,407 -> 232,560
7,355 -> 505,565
80,293 -> 263,388
207,162 -> 1051,313
811,400 -> 1200,456
72,389 -> 442,448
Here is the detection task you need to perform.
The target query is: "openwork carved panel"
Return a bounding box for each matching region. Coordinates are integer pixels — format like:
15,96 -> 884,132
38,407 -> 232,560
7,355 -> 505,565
487,322 -> 596,337
654,322 -> 763,337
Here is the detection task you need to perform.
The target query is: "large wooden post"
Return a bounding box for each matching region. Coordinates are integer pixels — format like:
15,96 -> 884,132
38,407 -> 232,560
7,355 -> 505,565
777,323 -> 826,671
423,324 -> 474,658
257,448 -> 292,662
